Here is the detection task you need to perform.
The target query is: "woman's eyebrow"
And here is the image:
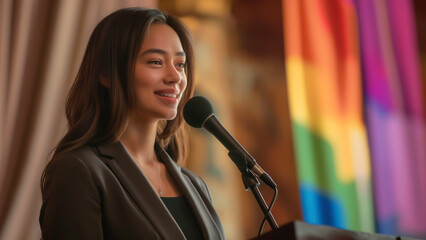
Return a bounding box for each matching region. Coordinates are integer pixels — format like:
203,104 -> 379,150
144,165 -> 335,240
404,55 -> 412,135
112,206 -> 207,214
141,48 -> 186,57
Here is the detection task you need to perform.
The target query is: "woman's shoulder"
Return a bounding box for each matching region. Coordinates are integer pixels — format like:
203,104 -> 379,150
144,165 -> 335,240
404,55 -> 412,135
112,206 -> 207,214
40,145 -> 102,210
56,144 -> 99,158
45,145 -> 101,176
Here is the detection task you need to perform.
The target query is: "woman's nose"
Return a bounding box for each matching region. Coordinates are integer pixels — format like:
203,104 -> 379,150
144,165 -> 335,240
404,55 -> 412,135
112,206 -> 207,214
164,63 -> 182,84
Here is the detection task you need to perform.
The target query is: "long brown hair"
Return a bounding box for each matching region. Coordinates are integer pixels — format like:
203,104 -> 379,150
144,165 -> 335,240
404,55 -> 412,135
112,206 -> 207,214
52,8 -> 194,162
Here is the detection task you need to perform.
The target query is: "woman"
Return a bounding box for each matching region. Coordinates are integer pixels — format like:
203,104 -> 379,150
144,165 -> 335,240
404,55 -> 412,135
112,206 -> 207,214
39,7 -> 224,240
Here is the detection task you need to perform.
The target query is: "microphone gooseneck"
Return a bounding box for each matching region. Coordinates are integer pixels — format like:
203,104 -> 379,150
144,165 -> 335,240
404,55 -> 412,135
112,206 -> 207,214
183,96 -> 277,189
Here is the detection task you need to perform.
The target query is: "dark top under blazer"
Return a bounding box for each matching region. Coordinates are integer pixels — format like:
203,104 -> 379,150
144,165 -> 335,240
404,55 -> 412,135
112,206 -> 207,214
40,141 -> 225,240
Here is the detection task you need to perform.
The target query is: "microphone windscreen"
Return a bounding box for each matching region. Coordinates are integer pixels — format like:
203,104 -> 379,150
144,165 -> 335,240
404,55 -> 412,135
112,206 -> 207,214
183,96 -> 214,128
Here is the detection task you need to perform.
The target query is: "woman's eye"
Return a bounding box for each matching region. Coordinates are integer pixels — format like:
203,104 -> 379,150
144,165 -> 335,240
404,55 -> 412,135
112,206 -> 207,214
177,62 -> 186,68
148,60 -> 161,65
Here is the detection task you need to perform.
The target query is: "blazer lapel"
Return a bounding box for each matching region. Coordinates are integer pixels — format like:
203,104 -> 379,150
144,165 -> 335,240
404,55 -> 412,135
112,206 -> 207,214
156,143 -> 223,240
96,141 -> 185,240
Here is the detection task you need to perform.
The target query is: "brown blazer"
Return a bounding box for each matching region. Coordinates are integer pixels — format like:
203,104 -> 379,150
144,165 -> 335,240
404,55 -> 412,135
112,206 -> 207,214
39,141 -> 225,240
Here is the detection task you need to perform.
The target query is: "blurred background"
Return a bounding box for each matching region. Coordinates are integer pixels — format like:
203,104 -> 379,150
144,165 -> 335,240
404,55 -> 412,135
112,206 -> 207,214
0,0 -> 425,239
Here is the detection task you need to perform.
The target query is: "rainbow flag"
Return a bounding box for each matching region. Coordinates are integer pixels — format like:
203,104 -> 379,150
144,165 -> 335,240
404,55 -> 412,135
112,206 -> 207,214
283,0 -> 426,237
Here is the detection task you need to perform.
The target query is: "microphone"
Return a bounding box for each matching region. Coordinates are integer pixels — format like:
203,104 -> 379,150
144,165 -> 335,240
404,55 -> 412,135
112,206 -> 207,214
183,96 -> 277,189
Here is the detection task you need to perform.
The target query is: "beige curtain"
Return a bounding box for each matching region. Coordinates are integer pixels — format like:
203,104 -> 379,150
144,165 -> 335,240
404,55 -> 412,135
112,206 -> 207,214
0,1 -> 156,239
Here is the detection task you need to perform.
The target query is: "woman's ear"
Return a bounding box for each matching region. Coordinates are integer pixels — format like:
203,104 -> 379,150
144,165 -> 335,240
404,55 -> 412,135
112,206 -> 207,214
99,76 -> 111,88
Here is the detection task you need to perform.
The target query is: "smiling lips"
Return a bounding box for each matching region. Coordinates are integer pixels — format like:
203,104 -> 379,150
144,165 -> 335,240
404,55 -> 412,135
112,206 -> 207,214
156,92 -> 178,98
154,89 -> 180,103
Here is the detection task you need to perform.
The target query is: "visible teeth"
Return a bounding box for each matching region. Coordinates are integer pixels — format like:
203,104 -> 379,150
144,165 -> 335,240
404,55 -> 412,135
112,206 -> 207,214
158,93 -> 177,98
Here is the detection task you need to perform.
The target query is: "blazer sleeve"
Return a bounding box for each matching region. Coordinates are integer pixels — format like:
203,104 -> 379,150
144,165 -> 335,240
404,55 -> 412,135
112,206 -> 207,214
40,154 -> 102,240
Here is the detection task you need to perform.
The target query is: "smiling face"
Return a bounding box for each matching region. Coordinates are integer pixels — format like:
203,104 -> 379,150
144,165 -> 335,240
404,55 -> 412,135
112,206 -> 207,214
132,23 -> 187,122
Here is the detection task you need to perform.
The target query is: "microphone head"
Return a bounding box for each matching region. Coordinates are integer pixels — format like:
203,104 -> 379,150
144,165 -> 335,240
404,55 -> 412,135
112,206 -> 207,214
183,96 -> 214,128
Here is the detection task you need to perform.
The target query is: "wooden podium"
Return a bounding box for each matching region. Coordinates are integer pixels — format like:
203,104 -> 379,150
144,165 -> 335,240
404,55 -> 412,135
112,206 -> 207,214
252,221 -> 421,240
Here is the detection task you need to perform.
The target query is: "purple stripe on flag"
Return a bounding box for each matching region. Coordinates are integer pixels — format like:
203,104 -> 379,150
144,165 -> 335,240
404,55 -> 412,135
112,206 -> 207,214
356,0 -> 426,236
386,0 -> 424,118
355,0 -> 393,110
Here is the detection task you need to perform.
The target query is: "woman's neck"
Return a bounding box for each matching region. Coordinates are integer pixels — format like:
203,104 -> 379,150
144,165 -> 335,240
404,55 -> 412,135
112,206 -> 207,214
119,115 -> 158,164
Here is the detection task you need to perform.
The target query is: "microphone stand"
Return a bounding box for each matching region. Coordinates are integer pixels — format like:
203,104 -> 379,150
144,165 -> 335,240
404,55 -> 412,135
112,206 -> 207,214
228,151 -> 279,230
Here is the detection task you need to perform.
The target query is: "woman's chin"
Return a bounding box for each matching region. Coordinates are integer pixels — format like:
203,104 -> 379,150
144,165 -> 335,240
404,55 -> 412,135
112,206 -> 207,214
161,111 -> 178,121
